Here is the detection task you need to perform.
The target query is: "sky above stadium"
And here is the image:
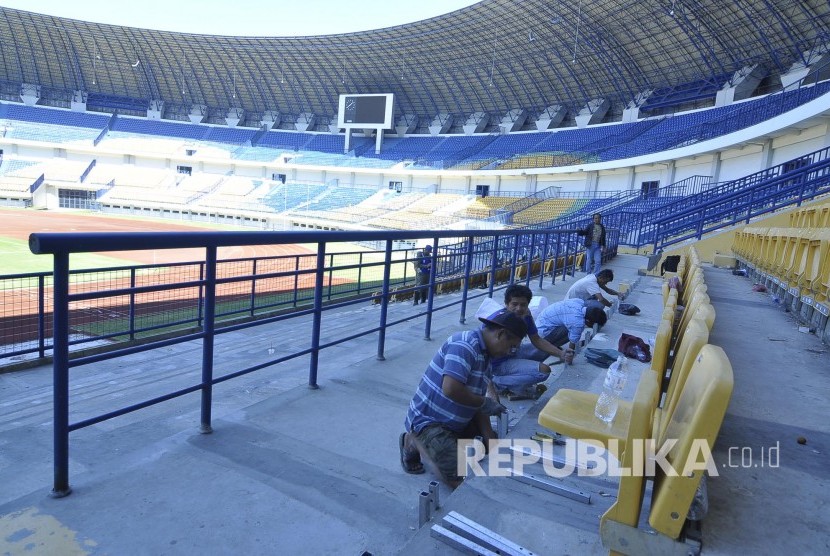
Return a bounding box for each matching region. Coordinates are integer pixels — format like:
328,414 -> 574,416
0,0 -> 480,36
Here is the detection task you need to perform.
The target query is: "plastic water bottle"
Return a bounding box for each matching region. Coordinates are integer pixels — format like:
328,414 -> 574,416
594,355 -> 629,424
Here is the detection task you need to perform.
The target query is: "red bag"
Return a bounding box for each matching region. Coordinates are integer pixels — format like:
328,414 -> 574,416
618,333 -> 651,363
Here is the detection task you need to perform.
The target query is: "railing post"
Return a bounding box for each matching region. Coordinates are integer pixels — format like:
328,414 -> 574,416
567,235 -> 576,277
51,252 -> 71,498
525,233 -> 537,286
509,235 -> 520,284
37,274 -> 46,358
199,247 -> 217,434
376,240 -> 393,361
308,242 -> 326,388
129,267 -> 136,341
327,253 -> 335,301
551,234 -> 561,285
488,235 -> 500,298
357,252 -> 364,295
423,239 -> 437,341
249,258 -> 258,317
538,232 -> 550,290
459,237 -> 475,324
197,262 -> 204,328
293,255 -> 300,307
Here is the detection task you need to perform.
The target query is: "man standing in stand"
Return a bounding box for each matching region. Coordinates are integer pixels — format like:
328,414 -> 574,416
578,213 -> 606,274
413,244 -> 432,305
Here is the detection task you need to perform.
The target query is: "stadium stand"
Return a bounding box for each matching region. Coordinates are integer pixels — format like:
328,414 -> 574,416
1,2 -> 830,552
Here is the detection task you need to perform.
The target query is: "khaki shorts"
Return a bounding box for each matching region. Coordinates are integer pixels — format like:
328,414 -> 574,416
415,421 -> 483,483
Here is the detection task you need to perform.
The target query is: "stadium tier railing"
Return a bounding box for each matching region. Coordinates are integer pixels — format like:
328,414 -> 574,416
17,226 -> 616,495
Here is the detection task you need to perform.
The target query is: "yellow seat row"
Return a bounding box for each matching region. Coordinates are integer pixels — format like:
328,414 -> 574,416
734,226 -> 830,310
538,246 -> 732,553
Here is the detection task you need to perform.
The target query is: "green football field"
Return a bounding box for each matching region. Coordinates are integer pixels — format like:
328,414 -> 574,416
0,236 -> 139,275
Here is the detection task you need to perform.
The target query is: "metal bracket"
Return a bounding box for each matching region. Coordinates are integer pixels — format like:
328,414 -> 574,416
418,490 -> 431,527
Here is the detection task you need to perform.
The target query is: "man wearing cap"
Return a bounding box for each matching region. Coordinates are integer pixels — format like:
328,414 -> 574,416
413,244 -> 433,305
400,311 -> 526,488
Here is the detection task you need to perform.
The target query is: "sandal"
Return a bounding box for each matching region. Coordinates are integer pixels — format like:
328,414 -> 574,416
399,432 -> 424,474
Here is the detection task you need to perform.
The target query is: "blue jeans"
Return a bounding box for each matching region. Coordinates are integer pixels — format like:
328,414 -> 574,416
585,244 -> 602,274
520,326 -> 570,362
491,354 -> 548,394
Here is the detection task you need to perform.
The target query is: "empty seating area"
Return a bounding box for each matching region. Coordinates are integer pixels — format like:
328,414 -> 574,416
194,178 -> 272,213
537,246 -> 733,553
1,121 -> 102,144
0,158 -> 38,176
102,134 -> 198,156
512,198 -> 576,225
257,130 -> 312,150
363,193 -> 468,230
362,136 -> 444,161
734,199 -> 830,320
1,102 -> 109,128
260,182 -> 328,212
3,79 -> 829,169
111,117 -> 207,140
304,186 -> 377,212
463,195 -> 522,219
86,163 -> 173,188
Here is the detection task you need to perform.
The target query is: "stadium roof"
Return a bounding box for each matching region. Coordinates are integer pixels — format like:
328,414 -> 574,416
1,0 -> 829,127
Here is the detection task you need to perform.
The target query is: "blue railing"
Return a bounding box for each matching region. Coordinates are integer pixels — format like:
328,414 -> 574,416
29,174 -> 44,193
650,153 -> 830,250
25,226 -> 612,496
79,159 -> 96,183
630,146 -> 830,248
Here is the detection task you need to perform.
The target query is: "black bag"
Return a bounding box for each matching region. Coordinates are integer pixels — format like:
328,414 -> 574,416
660,255 -> 681,275
584,348 -> 622,368
618,303 -> 640,316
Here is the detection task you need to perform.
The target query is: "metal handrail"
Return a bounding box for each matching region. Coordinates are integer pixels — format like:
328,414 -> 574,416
26,226 -> 606,497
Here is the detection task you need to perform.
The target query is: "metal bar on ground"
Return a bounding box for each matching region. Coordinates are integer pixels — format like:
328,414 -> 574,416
430,524 -> 499,556
508,471 -> 592,504
509,444 -> 596,470
441,512 -> 536,556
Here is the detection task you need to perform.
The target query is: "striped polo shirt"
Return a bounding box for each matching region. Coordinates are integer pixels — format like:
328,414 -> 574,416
405,329 -> 491,434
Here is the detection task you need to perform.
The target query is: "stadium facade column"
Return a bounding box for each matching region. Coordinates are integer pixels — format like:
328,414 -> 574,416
710,153 -> 723,182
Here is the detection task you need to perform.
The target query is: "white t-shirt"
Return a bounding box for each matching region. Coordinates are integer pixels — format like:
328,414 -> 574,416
565,273 -> 603,301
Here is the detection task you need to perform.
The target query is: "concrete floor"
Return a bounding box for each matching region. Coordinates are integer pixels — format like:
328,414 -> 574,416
0,254 -> 828,555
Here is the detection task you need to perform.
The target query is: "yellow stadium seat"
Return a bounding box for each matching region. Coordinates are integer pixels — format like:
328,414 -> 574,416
598,372 -> 658,542
600,345 -> 733,553
794,230 -> 830,297
659,319 -> 710,437
651,319 -> 673,385
676,297 -> 714,343
816,237 -> 830,303
537,371 -> 660,459
649,345 -> 734,539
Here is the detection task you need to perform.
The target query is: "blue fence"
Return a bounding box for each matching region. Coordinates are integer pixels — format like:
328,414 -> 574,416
23,226 -> 616,496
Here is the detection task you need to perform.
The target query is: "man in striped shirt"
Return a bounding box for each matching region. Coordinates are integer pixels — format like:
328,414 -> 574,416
400,311 -> 527,488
